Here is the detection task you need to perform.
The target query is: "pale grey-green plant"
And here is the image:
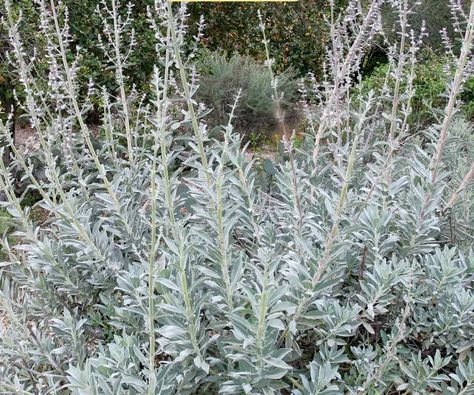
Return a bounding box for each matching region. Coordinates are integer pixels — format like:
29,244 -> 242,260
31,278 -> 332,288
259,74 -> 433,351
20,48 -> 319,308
0,0 -> 473,394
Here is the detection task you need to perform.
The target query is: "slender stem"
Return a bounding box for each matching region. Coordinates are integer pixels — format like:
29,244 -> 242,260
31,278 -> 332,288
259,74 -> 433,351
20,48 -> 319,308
444,165 -> 474,211
146,17 -> 173,391
166,1 -> 210,184
215,162 -> 234,310
311,1 -> 381,166
281,105 -> 369,344
431,0 -> 474,183
312,133 -> 360,286
388,0 -> 409,143
147,124 -> 158,393
50,0 -> 137,240
111,0 -> 134,167
178,240 -> 204,360
158,31 -> 176,235
255,262 -> 269,372
259,11 -> 304,231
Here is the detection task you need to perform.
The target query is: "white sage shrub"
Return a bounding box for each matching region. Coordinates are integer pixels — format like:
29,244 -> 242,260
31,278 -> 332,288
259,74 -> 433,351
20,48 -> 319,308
0,0 -> 473,394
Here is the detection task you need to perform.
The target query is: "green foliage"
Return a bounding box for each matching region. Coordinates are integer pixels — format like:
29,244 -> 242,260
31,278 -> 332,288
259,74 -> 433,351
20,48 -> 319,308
360,50 -> 474,125
380,0 -> 472,52
0,0 -> 157,117
441,118 -> 474,250
188,1 -> 345,75
196,51 -> 298,142
0,1 -> 474,394
3,118 -> 474,393
0,0 -> 39,116
66,0 -> 156,92
462,76 -> 474,120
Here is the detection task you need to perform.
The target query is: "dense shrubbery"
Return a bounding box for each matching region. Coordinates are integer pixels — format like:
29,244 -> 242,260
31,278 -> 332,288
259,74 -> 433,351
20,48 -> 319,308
360,50 -> 474,124
0,0 -> 336,116
0,1 -> 318,138
187,1 -> 341,75
196,51 -> 299,142
0,0 -> 158,96
0,0 -> 474,394
379,0 -> 471,52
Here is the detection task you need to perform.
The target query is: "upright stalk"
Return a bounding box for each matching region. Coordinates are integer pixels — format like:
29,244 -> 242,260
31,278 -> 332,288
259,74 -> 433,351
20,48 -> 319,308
166,1 -> 210,184
255,263 -> 269,373
311,1 -> 381,166
146,20 -> 172,390
49,0 -> 137,240
444,165 -> 474,211
215,162 -> 234,310
111,0 -> 135,167
258,11 -> 304,231
388,0 -> 409,143
431,0 -> 474,183
281,105 -> 370,343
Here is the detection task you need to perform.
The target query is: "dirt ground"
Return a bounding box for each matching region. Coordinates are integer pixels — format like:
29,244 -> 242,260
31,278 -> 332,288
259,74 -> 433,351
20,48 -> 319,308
14,126 -> 39,155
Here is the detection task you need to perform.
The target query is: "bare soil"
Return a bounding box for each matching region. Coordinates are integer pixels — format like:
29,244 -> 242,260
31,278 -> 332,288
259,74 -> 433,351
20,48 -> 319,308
14,126 -> 39,155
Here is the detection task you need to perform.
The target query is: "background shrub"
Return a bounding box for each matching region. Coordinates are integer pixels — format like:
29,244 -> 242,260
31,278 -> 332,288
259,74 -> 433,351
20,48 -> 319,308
359,50 -> 474,125
196,51 -> 299,143
461,76 -> 474,120
187,1 -> 345,76
379,0 -> 472,52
